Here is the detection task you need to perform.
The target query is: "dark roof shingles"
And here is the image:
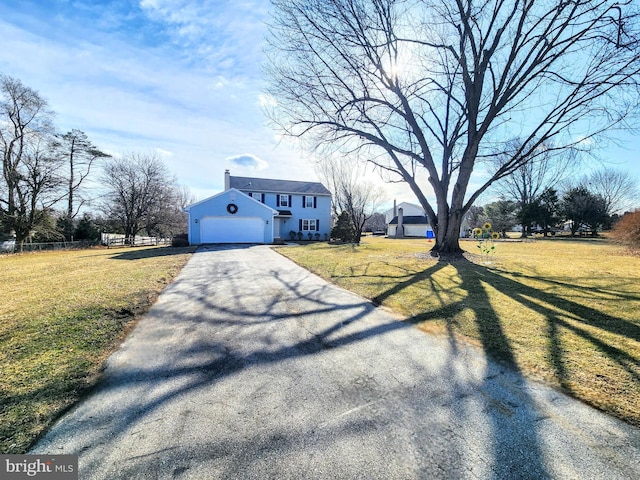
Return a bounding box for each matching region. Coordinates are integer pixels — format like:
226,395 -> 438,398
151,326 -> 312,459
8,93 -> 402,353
389,215 -> 430,225
230,176 -> 330,195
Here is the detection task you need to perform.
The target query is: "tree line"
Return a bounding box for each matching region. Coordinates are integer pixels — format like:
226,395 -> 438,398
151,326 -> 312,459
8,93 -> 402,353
0,74 -> 191,251
467,165 -> 638,238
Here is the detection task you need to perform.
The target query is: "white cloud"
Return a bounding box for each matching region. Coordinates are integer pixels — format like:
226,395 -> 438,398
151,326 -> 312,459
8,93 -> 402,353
154,148 -> 173,157
226,153 -> 269,171
258,93 -> 277,108
575,136 -> 595,147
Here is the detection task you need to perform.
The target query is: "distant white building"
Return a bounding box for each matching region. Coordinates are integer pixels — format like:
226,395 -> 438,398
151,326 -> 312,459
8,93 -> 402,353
383,201 -> 425,224
385,201 -> 433,238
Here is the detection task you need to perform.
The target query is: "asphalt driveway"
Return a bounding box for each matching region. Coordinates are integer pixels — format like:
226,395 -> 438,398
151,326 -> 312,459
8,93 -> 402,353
32,245 -> 640,479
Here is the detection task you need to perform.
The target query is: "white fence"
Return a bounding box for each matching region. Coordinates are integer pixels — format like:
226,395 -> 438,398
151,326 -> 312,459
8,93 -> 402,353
101,233 -> 172,248
0,235 -> 172,254
1,240 -> 97,254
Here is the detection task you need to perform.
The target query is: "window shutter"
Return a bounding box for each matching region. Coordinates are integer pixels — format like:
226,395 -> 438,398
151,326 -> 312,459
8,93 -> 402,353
316,219 -> 320,231
261,193 -> 265,203
248,193 -> 253,198
299,219 -> 302,231
277,195 -> 280,207
288,195 -> 292,207
313,197 -> 317,208
302,196 -> 306,208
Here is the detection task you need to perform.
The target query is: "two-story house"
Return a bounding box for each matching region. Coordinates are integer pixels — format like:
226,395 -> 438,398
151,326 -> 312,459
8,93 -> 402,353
185,170 -> 332,244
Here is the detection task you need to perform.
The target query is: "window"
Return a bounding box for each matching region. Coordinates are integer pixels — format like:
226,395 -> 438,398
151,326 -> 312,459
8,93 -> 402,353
305,196 -> 314,208
279,194 -> 289,207
302,219 -> 317,231
252,193 -> 263,202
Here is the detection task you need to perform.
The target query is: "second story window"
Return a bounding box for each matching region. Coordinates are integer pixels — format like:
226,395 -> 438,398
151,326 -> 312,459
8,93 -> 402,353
305,196 -> 314,208
279,194 -> 289,207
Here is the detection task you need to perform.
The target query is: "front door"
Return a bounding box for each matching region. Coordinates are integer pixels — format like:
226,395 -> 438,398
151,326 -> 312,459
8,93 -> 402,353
274,217 -> 281,239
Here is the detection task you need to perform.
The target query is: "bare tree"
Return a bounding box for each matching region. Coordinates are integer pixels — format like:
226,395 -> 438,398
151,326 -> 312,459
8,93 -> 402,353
316,157 -> 385,243
13,135 -> 65,247
54,129 -> 110,240
101,152 -> 180,242
0,75 -> 59,248
265,0 -> 640,257
481,199 -> 518,235
584,168 -> 639,215
495,140 -> 571,237
363,212 -> 386,233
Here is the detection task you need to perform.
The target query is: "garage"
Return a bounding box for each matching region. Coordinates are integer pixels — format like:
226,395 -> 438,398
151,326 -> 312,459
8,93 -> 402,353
185,188 -> 278,245
200,216 -> 265,244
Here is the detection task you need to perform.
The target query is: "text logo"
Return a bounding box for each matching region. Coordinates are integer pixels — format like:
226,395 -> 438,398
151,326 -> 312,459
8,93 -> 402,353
1,455 -> 78,479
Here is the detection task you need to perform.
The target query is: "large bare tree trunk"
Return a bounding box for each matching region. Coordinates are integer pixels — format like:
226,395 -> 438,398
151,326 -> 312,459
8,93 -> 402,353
266,0 -> 640,260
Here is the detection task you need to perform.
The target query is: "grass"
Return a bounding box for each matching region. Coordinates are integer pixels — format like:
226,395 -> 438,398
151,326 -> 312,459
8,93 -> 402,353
0,245 -> 195,454
277,236 -> 640,426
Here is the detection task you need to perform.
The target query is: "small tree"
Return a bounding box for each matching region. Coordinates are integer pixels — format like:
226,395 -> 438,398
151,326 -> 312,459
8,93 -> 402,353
482,200 -> 517,236
363,212 -> 386,233
561,186 -> 609,236
536,188 -> 561,236
495,139 -> 570,238
331,211 -> 356,243
464,206 -> 484,233
317,157 -> 384,244
73,213 -> 101,241
611,210 -> 640,250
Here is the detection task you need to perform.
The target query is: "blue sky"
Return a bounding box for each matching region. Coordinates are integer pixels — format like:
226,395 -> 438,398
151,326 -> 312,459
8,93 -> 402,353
0,0 -> 638,209
0,0 -> 313,202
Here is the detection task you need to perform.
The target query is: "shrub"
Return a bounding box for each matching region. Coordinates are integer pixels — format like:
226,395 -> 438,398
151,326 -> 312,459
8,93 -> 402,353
331,211 -> 356,242
611,210 -> 640,250
172,234 -> 189,247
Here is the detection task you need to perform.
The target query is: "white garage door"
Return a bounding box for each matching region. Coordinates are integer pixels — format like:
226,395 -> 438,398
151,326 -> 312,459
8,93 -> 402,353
201,216 -> 265,243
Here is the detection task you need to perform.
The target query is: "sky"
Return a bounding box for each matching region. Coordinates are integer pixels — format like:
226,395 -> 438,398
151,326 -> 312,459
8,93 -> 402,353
0,0 -> 638,211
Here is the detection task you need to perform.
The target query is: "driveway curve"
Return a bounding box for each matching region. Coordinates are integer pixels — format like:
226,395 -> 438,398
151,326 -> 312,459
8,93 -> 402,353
33,245 -> 640,479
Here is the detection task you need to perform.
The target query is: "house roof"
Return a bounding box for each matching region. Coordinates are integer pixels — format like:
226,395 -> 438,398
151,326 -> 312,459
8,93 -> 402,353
230,176 -> 331,195
384,202 -> 424,216
183,188 -> 278,214
389,215 -> 430,225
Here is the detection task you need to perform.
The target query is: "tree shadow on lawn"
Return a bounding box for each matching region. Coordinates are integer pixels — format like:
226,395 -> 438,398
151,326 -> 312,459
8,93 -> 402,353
29,246 -> 639,478
107,245 -> 197,261
27,246 -> 546,478
382,257 -> 640,421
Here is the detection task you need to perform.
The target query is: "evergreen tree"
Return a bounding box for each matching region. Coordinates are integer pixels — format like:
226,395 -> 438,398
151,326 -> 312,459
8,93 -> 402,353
331,211 -> 356,242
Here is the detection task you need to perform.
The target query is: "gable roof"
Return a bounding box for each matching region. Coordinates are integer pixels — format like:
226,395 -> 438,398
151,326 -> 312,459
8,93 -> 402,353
389,215 -> 431,225
183,188 -> 278,214
384,202 -> 424,216
230,175 -> 331,195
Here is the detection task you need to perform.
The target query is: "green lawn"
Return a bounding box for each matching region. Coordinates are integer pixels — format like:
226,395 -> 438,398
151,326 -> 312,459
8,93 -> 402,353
0,246 -> 195,454
2,238 -> 638,453
277,236 -> 640,426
